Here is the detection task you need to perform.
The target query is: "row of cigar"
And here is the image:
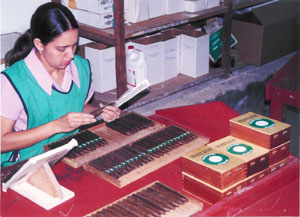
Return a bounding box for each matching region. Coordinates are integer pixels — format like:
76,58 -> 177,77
106,112 -> 155,135
87,182 -> 189,217
47,130 -> 107,159
88,125 -> 197,178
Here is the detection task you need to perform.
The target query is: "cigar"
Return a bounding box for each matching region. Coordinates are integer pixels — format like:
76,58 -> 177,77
132,194 -> 165,215
128,194 -> 162,217
154,182 -> 188,204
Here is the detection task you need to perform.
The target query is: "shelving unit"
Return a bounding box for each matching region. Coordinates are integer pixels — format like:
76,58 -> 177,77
54,0 -> 274,107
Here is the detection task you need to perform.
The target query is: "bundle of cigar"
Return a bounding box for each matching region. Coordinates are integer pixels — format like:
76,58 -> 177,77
45,130 -> 107,159
44,112 -> 166,168
84,125 -> 209,187
85,182 -> 203,217
88,125 -> 197,179
106,112 -> 155,135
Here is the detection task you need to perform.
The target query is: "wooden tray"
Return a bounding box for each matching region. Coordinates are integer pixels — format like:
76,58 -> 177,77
84,126 -> 209,188
84,181 -> 203,217
44,112 -> 165,168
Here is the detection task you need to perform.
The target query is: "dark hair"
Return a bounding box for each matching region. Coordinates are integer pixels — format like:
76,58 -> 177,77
5,2 -> 78,67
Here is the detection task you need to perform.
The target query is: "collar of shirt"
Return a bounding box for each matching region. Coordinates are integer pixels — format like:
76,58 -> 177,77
24,48 -> 81,95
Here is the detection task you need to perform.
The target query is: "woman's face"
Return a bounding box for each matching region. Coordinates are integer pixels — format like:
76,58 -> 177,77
37,28 -> 79,72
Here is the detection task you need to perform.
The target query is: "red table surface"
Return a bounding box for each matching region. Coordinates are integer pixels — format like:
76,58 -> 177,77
1,101 -> 299,217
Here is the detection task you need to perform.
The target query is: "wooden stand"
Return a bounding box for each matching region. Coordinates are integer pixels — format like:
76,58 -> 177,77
2,139 -> 78,210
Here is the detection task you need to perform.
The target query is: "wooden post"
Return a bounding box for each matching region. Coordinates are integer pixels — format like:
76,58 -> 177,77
114,0 -> 128,98
221,0 -> 233,78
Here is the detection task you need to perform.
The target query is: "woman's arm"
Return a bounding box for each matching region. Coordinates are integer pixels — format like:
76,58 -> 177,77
1,112 -> 97,153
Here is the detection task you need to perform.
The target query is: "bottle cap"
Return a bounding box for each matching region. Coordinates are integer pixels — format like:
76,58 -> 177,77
128,45 -> 134,49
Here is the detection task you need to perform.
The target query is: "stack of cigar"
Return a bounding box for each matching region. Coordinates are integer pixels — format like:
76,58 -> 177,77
84,182 -> 203,217
86,125 -> 197,179
106,112 -> 155,135
45,130 -> 108,159
182,112 -> 291,204
83,124 -> 211,188
44,112 -> 166,168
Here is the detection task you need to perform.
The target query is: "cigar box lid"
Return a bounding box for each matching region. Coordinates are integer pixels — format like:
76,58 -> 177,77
183,146 -> 245,172
207,136 -> 269,161
230,112 -> 291,135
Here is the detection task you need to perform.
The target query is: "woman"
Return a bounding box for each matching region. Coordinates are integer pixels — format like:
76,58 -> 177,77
1,2 -> 120,167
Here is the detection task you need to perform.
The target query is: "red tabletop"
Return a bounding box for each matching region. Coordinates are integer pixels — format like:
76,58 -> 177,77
1,101 -> 299,217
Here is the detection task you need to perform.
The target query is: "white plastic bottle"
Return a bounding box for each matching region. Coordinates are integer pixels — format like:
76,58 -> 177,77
126,45 -> 147,89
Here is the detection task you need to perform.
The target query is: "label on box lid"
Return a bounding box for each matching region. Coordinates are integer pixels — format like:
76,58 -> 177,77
207,136 -> 269,162
183,146 -> 245,173
230,112 -> 291,135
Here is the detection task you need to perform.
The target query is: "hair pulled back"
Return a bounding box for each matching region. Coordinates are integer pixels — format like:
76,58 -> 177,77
5,2 -> 78,67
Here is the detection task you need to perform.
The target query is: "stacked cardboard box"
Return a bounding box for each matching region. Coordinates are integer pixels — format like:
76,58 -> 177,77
127,27 -> 209,86
62,0 -> 114,29
83,27 -> 209,93
182,112 -> 291,204
84,43 -> 117,93
125,0 -> 220,23
184,0 -> 220,13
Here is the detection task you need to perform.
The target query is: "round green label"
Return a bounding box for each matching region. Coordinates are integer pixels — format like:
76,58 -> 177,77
202,153 -> 229,165
227,144 -> 253,155
249,118 -> 275,128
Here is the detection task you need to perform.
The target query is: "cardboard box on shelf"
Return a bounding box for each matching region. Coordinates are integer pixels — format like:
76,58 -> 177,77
166,0 -> 184,14
125,0 -> 149,23
207,0 -> 220,9
149,0 -> 166,19
180,29 -> 209,78
77,9 -> 89,25
231,0 -> 299,66
131,34 -> 164,85
161,28 -> 186,75
76,0 -> 88,10
85,43 -> 116,93
184,0 -> 207,13
87,0 -> 113,14
88,12 -> 114,29
161,33 -> 180,81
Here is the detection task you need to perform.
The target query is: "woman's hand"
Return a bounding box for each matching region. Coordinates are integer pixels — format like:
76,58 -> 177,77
53,112 -> 97,133
99,103 -> 121,122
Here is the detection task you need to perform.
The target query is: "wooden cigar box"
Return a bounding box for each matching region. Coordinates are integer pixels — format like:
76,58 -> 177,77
230,112 -> 291,148
269,141 -> 290,166
182,169 -> 268,204
269,158 -> 289,174
207,136 -> 269,177
245,168 -> 269,186
182,146 -> 247,189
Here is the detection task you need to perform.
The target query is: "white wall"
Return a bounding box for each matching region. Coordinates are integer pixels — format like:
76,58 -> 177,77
1,0 -> 50,35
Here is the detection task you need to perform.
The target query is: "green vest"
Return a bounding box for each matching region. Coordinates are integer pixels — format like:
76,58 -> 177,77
1,55 -> 91,167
